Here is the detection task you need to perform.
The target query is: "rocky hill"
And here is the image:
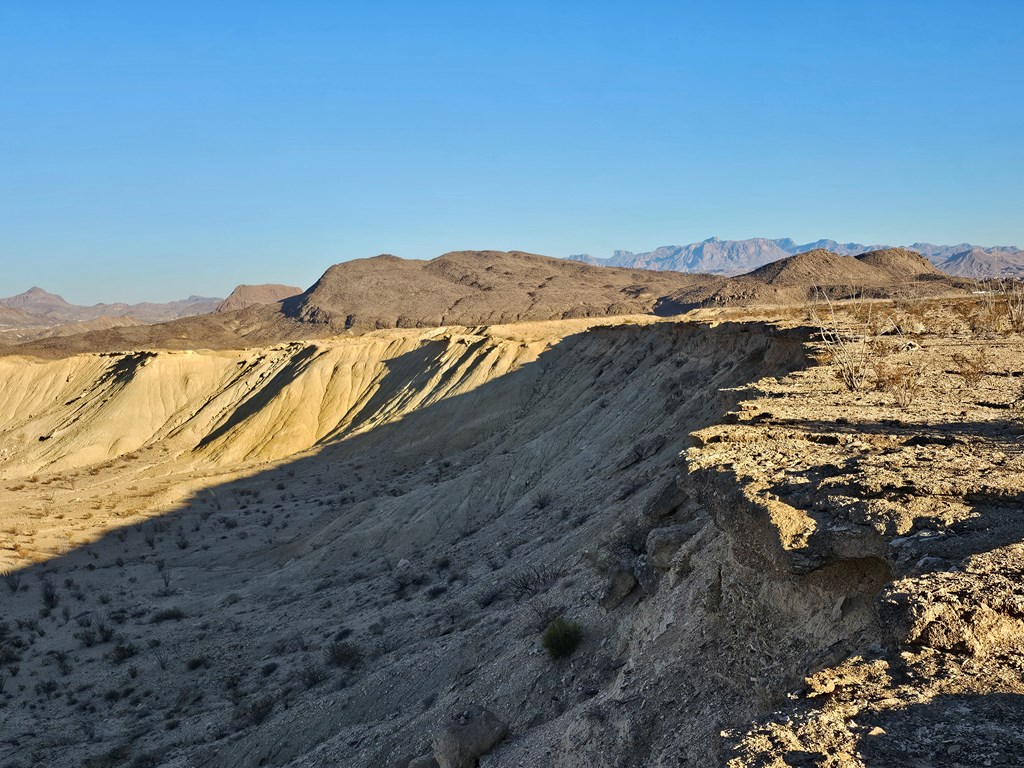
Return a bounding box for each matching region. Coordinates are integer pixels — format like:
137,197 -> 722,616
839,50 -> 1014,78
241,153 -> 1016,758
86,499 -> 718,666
215,284 -> 303,313
281,250 -> 716,330
2,249 -> 976,358
658,248 -> 971,310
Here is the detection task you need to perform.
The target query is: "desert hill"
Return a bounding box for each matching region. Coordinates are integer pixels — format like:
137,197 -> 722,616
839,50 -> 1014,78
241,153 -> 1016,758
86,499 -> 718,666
658,247 -> 972,309
282,250 -> 718,329
2,251 -> 727,356
2,249 -> 976,358
571,237 -> 1024,277
0,304 -> 148,345
215,283 -> 303,313
0,304 -> 48,327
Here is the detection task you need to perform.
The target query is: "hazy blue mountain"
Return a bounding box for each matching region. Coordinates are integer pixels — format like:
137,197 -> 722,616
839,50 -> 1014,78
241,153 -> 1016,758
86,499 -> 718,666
0,287 -> 222,323
935,247 -> 1024,278
569,237 -> 1024,277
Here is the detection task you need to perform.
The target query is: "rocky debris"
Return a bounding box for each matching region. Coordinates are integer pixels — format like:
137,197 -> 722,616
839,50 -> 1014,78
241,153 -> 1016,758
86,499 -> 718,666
645,521 -> 701,569
430,705 -> 508,768
641,480 -> 689,522
688,327 -> 1024,766
599,565 -> 637,610
616,433 -> 668,469
407,756 -> 440,768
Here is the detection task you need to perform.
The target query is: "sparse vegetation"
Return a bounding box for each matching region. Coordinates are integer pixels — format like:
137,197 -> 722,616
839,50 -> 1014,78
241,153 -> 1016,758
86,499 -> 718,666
111,642 -> 137,664
508,564 -> 566,599
541,617 -> 583,660
298,663 -> 326,688
810,292 -> 872,392
234,695 -> 274,728
325,641 -> 361,669
952,348 -> 991,386
150,607 -> 185,623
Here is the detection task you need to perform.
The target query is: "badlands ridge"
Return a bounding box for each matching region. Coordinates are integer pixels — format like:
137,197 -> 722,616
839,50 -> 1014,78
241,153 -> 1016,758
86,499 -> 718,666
0,249 -> 1022,767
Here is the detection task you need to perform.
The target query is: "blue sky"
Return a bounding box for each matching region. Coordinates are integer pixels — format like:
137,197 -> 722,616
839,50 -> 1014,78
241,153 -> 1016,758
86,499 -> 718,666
1,1 -> 1022,302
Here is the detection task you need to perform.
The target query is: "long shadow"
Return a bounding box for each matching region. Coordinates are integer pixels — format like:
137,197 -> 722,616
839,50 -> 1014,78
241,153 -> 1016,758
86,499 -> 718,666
857,693 -> 1024,767
0,320 -> 809,767
748,413 -> 1024,581
770,416 -> 1024,450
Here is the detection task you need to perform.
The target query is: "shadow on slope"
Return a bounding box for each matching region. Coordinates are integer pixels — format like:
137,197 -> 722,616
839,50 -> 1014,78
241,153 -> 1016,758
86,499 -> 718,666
858,693 -> 1024,767
0,321 -> 810,768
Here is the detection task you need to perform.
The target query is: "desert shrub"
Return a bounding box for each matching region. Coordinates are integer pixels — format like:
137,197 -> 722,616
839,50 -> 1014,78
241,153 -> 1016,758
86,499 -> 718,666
528,601 -> 565,632
325,641 -> 361,669
247,695 -> 274,723
474,585 -> 503,608
3,570 -> 20,594
97,620 -> 115,642
150,607 -> 185,624
77,628 -> 97,648
298,663 -> 326,688
40,578 -> 59,610
508,564 -> 566,599
810,292 -> 872,391
185,656 -> 207,671
541,617 -> 583,659
111,642 -> 137,664
1004,281 -> 1024,332
952,348 -> 990,386
873,358 -> 927,407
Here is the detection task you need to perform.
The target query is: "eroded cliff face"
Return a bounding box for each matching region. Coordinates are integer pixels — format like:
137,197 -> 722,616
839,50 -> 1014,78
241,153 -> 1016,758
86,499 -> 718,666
687,333 -> 1024,767
1,316 -> 1020,768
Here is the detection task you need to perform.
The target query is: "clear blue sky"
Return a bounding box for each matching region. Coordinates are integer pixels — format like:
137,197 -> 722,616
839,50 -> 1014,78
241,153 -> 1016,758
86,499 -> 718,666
1,1 -> 1022,303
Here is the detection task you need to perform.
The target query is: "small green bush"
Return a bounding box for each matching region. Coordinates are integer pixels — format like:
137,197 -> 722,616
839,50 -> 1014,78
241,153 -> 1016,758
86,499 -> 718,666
541,617 -> 583,659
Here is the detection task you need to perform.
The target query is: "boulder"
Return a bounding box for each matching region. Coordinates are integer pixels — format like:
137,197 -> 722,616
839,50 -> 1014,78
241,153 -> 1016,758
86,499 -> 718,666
431,705 -> 508,768
642,480 -> 689,522
646,521 -> 701,570
616,433 -> 667,469
408,756 -> 440,768
599,565 -> 637,610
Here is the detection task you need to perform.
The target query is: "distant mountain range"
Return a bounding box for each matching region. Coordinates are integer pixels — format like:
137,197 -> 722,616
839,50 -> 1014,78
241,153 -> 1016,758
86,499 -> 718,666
4,248 -> 977,358
0,287 -> 222,323
569,237 -> 1024,278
